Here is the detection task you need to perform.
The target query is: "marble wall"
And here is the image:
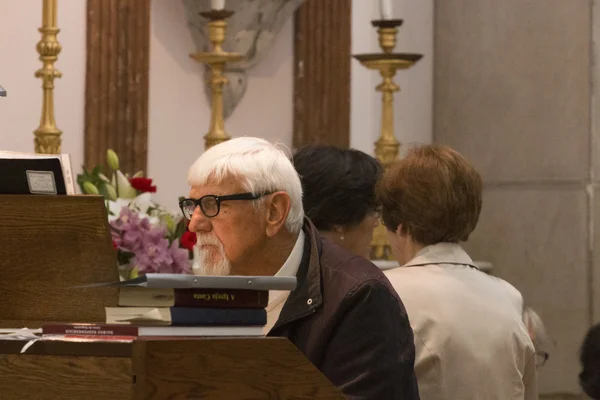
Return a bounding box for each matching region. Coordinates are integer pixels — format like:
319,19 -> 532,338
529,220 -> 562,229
434,0 -> 594,396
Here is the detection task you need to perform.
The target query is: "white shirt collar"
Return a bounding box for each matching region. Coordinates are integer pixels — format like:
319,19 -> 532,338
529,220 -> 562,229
403,242 -> 478,269
274,230 -> 305,277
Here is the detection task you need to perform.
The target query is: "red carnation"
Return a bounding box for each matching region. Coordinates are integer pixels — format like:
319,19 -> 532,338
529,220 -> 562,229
129,177 -> 157,193
180,231 -> 197,251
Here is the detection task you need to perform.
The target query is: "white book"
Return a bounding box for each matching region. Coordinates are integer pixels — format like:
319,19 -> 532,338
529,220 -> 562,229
135,325 -> 264,337
77,274 -> 297,291
0,150 -> 75,195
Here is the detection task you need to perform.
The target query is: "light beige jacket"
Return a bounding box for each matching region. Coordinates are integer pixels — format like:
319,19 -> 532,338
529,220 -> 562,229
384,243 -> 538,400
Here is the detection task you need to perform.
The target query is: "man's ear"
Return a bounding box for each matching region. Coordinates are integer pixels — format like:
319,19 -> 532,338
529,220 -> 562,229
265,192 -> 291,237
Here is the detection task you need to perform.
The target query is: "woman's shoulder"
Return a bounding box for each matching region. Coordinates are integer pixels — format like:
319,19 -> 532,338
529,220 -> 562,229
383,263 -> 456,283
488,275 -> 524,307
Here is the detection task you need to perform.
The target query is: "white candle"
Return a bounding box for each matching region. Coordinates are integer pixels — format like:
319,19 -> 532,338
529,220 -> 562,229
211,0 -> 225,10
379,0 -> 393,20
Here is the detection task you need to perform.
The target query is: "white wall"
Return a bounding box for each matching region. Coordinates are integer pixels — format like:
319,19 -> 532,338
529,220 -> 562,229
350,0 -> 380,154
350,0 -> 433,156
148,0 -> 293,209
0,0 -> 432,210
0,0 -> 86,176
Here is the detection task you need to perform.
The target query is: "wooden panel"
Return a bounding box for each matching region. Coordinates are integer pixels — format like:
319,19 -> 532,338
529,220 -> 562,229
133,338 -> 344,399
0,195 -> 119,322
0,354 -> 131,400
85,0 -> 150,174
293,0 -> 352,149
0,337 -> 343,399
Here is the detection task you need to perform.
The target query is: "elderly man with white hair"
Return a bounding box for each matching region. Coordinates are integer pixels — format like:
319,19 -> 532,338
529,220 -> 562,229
179,137 -> 420,399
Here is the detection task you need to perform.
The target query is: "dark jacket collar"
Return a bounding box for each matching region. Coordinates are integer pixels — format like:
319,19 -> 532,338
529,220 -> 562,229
270,218 -> 323,331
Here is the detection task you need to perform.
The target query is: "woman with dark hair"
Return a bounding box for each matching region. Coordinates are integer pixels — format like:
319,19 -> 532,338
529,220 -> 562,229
293,145 -> 382,259
580,323 -> 600,399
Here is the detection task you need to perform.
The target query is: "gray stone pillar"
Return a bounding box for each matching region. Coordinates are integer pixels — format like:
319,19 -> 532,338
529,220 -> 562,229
434,0 -> 593,396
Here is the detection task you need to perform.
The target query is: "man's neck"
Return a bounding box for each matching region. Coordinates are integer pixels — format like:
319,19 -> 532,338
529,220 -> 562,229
231,230 -> 299,276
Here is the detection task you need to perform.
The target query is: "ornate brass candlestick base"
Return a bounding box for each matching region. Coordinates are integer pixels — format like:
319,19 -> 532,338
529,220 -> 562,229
34,0 -> 62,154
190,10 -> 243,150
353,19 -> 422,260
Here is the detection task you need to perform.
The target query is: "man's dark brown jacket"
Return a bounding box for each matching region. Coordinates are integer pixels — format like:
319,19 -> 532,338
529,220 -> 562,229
268,220 -> 420,399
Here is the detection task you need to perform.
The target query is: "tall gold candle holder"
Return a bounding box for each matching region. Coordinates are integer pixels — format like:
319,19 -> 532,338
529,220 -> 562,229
354,19 -> 422,260
34,0 -> 62,154
190,10 -> 243,150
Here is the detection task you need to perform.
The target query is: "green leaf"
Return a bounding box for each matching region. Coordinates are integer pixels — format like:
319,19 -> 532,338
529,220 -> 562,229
117,250 -> 135,265
173,218 -> 188,240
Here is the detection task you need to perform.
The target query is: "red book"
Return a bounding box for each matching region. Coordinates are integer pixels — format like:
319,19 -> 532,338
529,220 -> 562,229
118,287 -> 268,308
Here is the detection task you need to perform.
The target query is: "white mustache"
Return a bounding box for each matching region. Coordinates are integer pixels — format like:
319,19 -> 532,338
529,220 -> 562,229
192,234 -> 231,276
196,235 -> 222,247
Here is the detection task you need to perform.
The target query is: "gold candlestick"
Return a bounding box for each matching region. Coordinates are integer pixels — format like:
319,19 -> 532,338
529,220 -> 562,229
190,10 -> 243,150
353,19 -> 422,260
34,0 -> 62,154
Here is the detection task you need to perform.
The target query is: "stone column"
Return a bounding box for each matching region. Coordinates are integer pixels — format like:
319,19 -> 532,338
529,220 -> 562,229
434,0 -> 592,396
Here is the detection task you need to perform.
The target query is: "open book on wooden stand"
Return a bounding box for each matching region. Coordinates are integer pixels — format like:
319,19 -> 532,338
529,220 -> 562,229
0,194 -> 343,399
0,150 -> 75,195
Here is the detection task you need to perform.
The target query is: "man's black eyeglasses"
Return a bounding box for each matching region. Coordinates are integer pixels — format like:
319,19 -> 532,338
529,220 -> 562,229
179,192 -> 271,220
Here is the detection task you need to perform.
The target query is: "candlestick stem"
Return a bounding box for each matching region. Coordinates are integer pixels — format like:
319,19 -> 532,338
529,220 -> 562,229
34,0 -> 62,154
190,10 -> 243,150
353,19 -> 422,259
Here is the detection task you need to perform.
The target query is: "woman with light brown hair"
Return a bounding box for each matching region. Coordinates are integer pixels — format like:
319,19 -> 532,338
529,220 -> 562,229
378,144 -> 538,400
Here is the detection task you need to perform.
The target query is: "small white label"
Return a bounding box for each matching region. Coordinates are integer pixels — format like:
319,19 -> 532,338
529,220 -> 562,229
26,170 -> 57,194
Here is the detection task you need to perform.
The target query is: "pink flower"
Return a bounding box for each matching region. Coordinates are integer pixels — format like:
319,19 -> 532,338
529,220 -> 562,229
132,225 -> 171,273
165,240 -> 192,274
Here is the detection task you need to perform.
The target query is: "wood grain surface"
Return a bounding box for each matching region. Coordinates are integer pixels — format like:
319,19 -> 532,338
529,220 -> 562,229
0,353 -> 131,399
85,0 -> 150,175
133,337 -> 344,399
293,0 -> 351,149
0,195 -> 119,322
0,337 -> 343,399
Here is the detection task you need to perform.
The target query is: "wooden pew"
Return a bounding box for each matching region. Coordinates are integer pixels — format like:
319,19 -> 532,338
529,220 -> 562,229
0,195 -> 343,399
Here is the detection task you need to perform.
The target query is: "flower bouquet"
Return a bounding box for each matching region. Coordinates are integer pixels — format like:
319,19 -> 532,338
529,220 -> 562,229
77,150 -> 195,279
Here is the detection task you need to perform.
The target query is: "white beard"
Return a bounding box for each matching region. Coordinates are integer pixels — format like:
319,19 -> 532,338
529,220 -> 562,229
192,235 -> 232,276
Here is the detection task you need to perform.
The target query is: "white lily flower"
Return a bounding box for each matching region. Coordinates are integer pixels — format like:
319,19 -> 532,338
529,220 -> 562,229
130,192 -> 154,213
146,215 -> 161,226
107,198 -> 130,221
115,170 -> 137,199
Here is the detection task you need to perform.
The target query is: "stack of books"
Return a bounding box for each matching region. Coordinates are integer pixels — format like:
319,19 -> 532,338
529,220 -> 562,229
42,274 -> 296,340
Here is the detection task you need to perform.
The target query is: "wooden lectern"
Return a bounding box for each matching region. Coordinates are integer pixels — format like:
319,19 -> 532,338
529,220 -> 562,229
0,195 -> 343,399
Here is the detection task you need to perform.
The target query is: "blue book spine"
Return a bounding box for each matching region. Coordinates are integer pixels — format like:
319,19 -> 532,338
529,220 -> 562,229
169,307 -> 267,326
